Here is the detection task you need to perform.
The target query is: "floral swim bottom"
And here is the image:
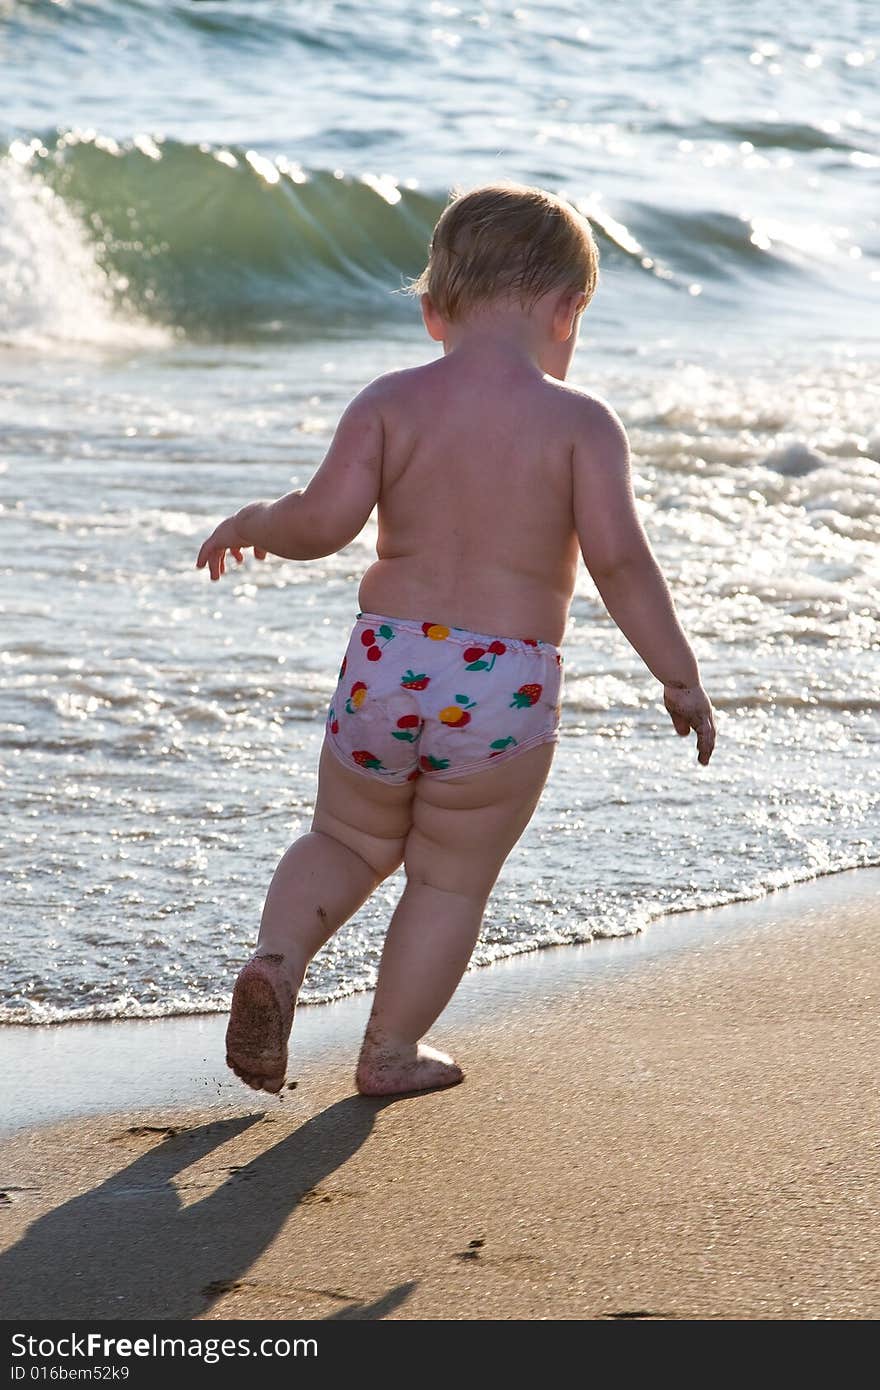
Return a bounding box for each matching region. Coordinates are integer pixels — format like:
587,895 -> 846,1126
325,611 -> 563,784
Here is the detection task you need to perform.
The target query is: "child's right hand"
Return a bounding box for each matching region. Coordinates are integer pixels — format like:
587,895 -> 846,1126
195,514 -> 267,582
663,683 -> 716,766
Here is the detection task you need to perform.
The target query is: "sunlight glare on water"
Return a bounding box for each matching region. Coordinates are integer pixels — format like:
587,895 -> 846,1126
0,0 -> 877,1023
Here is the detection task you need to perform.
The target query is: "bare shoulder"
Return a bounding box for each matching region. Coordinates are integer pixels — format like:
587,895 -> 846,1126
542,380 -> 630,469
338,365 -> 435,435
340,369 -> 403,415
358,364 -> 435,405
323,371 -> 412,450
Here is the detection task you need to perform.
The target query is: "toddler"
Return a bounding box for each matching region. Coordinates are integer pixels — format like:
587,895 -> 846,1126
195,183 -> 716,1097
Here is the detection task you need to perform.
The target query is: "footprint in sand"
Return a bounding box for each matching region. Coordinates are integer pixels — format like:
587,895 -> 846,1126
603,1309 -> 669,1320
109,1125 -> 185,1143
299,1187 -> 360,1206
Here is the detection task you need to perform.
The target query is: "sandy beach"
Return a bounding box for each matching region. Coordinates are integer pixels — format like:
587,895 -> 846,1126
1,867 -> 878,1321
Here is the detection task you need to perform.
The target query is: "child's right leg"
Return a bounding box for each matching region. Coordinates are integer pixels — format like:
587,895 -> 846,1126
225,742 -> 414,1092
356,740 -> 555,1096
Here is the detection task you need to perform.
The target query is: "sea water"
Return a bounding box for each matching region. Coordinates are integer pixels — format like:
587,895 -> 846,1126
1,0 -> 878,1023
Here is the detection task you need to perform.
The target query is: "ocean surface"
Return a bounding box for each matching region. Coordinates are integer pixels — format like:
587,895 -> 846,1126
1,0 -> 878,1025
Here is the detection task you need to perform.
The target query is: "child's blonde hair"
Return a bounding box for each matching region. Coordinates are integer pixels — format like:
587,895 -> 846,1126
406,182 -> 599,322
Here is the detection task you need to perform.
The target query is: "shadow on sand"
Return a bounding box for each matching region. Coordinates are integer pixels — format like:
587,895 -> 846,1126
1,1097 -> 417,1320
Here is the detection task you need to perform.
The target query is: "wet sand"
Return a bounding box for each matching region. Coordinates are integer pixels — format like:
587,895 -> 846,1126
1,868 -> 878,1320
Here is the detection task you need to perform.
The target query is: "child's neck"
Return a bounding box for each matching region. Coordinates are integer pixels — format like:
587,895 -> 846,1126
439,303 -> 574,381
441,321 -> 547,377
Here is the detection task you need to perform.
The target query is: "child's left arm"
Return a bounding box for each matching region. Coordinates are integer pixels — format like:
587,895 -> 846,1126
195,384 -> 383,581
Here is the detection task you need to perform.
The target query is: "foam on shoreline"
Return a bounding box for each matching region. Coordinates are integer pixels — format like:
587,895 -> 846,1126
4,864 -> 878,1138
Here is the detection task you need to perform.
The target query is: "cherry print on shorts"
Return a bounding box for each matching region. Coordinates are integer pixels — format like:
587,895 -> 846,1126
400,669 -> 430,690
489,736 -> 517,757
352,749 -> 384,771
421,622 -> 450,641
511,683 -> 543,709
360,623 -> 395,662
392,714 -> 422,743
463,640 -> 506,672
328,706 -> 339,736
439,694 -> 476,729
345,680 -> 367,714
420,753 -> 450,772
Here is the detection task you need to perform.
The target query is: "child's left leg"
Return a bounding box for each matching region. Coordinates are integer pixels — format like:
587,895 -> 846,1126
356,740 -> 555,1095
225,742 -> 414,1091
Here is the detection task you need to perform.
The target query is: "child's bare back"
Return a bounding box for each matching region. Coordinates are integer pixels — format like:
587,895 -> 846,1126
196,183 -> 716,1098
359,346 -> 584,645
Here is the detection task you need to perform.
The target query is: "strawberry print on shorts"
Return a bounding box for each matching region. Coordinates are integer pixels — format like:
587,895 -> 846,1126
325,612 -> 563,784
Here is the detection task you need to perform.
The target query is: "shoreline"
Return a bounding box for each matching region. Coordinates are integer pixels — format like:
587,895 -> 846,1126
2,862 -> 878,1319
3,864 -> 878,1139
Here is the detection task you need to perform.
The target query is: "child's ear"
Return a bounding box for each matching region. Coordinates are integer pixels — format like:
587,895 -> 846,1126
554,290 -> 587,342
421,293 -> 446,342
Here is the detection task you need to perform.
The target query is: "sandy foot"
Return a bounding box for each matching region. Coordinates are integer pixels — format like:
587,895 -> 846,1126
355,1040 -> 464,1097
225,954 -> 296,1093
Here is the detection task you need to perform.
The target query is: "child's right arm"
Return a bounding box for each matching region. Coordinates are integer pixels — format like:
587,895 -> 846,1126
195,384 -> 383,579
572,397 -> 716,766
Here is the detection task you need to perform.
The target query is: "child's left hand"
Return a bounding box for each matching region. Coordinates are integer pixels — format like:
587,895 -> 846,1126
195,516 -> 267,581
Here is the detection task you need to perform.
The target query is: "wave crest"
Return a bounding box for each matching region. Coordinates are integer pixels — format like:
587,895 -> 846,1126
0,145 -> 168,350
1,129 -> 856,345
